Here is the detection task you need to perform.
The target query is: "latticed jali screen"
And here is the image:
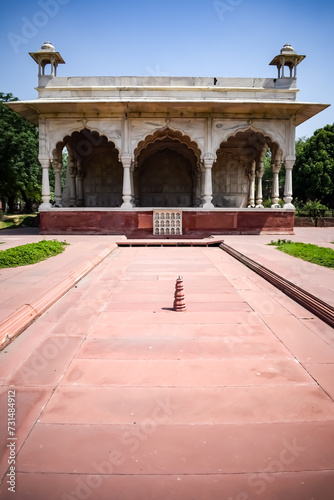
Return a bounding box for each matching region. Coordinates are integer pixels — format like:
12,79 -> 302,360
153,210 -> 182,235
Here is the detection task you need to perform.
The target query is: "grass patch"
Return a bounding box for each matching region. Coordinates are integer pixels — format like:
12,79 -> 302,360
0,213 -> 38,230
0,240 -> 69,269
268,239 -> 334,268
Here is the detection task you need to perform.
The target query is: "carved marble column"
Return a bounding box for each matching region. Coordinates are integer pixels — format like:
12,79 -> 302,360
283,157 -> 295,209
248,160 -> 256,207
121,154 -> 133,209
76,159 -> 84,207
68,158 -> 77,207
256,161 -> 264,208
53,159 -> 63,207
39,158 -> 52,210
202,154 -> 215,209
271,160 -> 281,208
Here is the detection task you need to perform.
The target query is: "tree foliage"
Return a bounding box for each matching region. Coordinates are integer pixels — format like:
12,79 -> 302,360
293,124 -> 334,208
0,92 -> 41,212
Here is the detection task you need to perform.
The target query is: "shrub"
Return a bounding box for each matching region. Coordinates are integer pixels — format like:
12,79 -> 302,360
0,240 -> 68,268
295,200 -> 329,218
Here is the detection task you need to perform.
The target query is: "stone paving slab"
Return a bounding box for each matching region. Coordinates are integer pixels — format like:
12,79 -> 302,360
15,422 -> 334,475
75,336 -> 291,359
0,229 -> 333,499
223,227 -> 334,306
35,385 -> 333,425
87,321 -> 273,339
5,471 -> 334,500
56,357 -> 311,387
0,233 -> 121,348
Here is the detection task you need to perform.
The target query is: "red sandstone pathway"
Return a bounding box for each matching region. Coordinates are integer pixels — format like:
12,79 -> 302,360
224,227 -> 334,308
1,241 -> 334,499
0,234 -> 121,324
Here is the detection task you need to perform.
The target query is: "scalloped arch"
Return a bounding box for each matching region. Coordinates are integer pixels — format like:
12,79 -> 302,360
51,126 -> 120,159
134,126 -> 202,161
218,125 -> 283,160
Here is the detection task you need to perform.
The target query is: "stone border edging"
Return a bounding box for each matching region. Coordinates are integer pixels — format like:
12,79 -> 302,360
0,243 -> 118,351
220,242 -> 334,329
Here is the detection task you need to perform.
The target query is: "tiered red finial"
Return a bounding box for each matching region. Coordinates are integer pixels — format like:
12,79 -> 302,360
173,276 -> 187,312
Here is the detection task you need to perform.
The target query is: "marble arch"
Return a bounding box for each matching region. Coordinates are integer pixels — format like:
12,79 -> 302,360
133,129 -> 202,208
47,121 -> 122,160
134,126 -> 202,162
51,128 -> 122,208
221,126 -> 282,157
215,127 -> 284,208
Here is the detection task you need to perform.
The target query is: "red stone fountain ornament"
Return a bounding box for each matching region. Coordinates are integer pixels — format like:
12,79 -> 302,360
173,276 -> 187,312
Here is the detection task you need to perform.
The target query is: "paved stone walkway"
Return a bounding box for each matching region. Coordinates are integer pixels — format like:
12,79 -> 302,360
0,232 -> 334,499
224,227 -> 334,308
0,234 -> 120,325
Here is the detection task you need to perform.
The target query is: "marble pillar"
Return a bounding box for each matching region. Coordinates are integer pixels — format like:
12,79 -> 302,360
256,161 -> 264,208
121,154 -> 133,209
271,160 -> 281,208
39,158 -> 52,210
283,157 -> 295,209
202,154 -> 215,209
248,160 -> 256,207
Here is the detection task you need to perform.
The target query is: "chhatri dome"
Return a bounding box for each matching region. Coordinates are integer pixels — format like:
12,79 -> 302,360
280,43 -> 296,54
39,41 -> 55,52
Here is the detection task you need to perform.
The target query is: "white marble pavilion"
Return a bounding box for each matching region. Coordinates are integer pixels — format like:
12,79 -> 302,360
7,42 -> 329,235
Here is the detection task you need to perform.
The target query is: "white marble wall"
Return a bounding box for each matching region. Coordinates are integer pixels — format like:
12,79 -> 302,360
45,116 -> 290,161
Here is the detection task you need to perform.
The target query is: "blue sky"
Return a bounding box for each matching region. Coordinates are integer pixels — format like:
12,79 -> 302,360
0,0 -> 333,139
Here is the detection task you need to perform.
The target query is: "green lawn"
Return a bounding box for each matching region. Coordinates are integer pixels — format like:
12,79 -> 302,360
0,213 -> 38,230
0,240 -> 69,269
269,239 -> 334,268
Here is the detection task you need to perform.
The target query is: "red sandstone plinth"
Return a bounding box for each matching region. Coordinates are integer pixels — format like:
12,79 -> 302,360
39,209 -> 295,236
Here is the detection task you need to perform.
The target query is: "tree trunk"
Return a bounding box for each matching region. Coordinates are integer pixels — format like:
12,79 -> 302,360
8,195 -> 16,213
20,188 -> 33,213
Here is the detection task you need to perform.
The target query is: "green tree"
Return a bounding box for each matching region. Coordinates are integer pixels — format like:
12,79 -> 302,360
293,124 -> 334,208
0,92 -> 41,212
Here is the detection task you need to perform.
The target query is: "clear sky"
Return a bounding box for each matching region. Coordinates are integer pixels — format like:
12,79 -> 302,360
0,0 -> 333,139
